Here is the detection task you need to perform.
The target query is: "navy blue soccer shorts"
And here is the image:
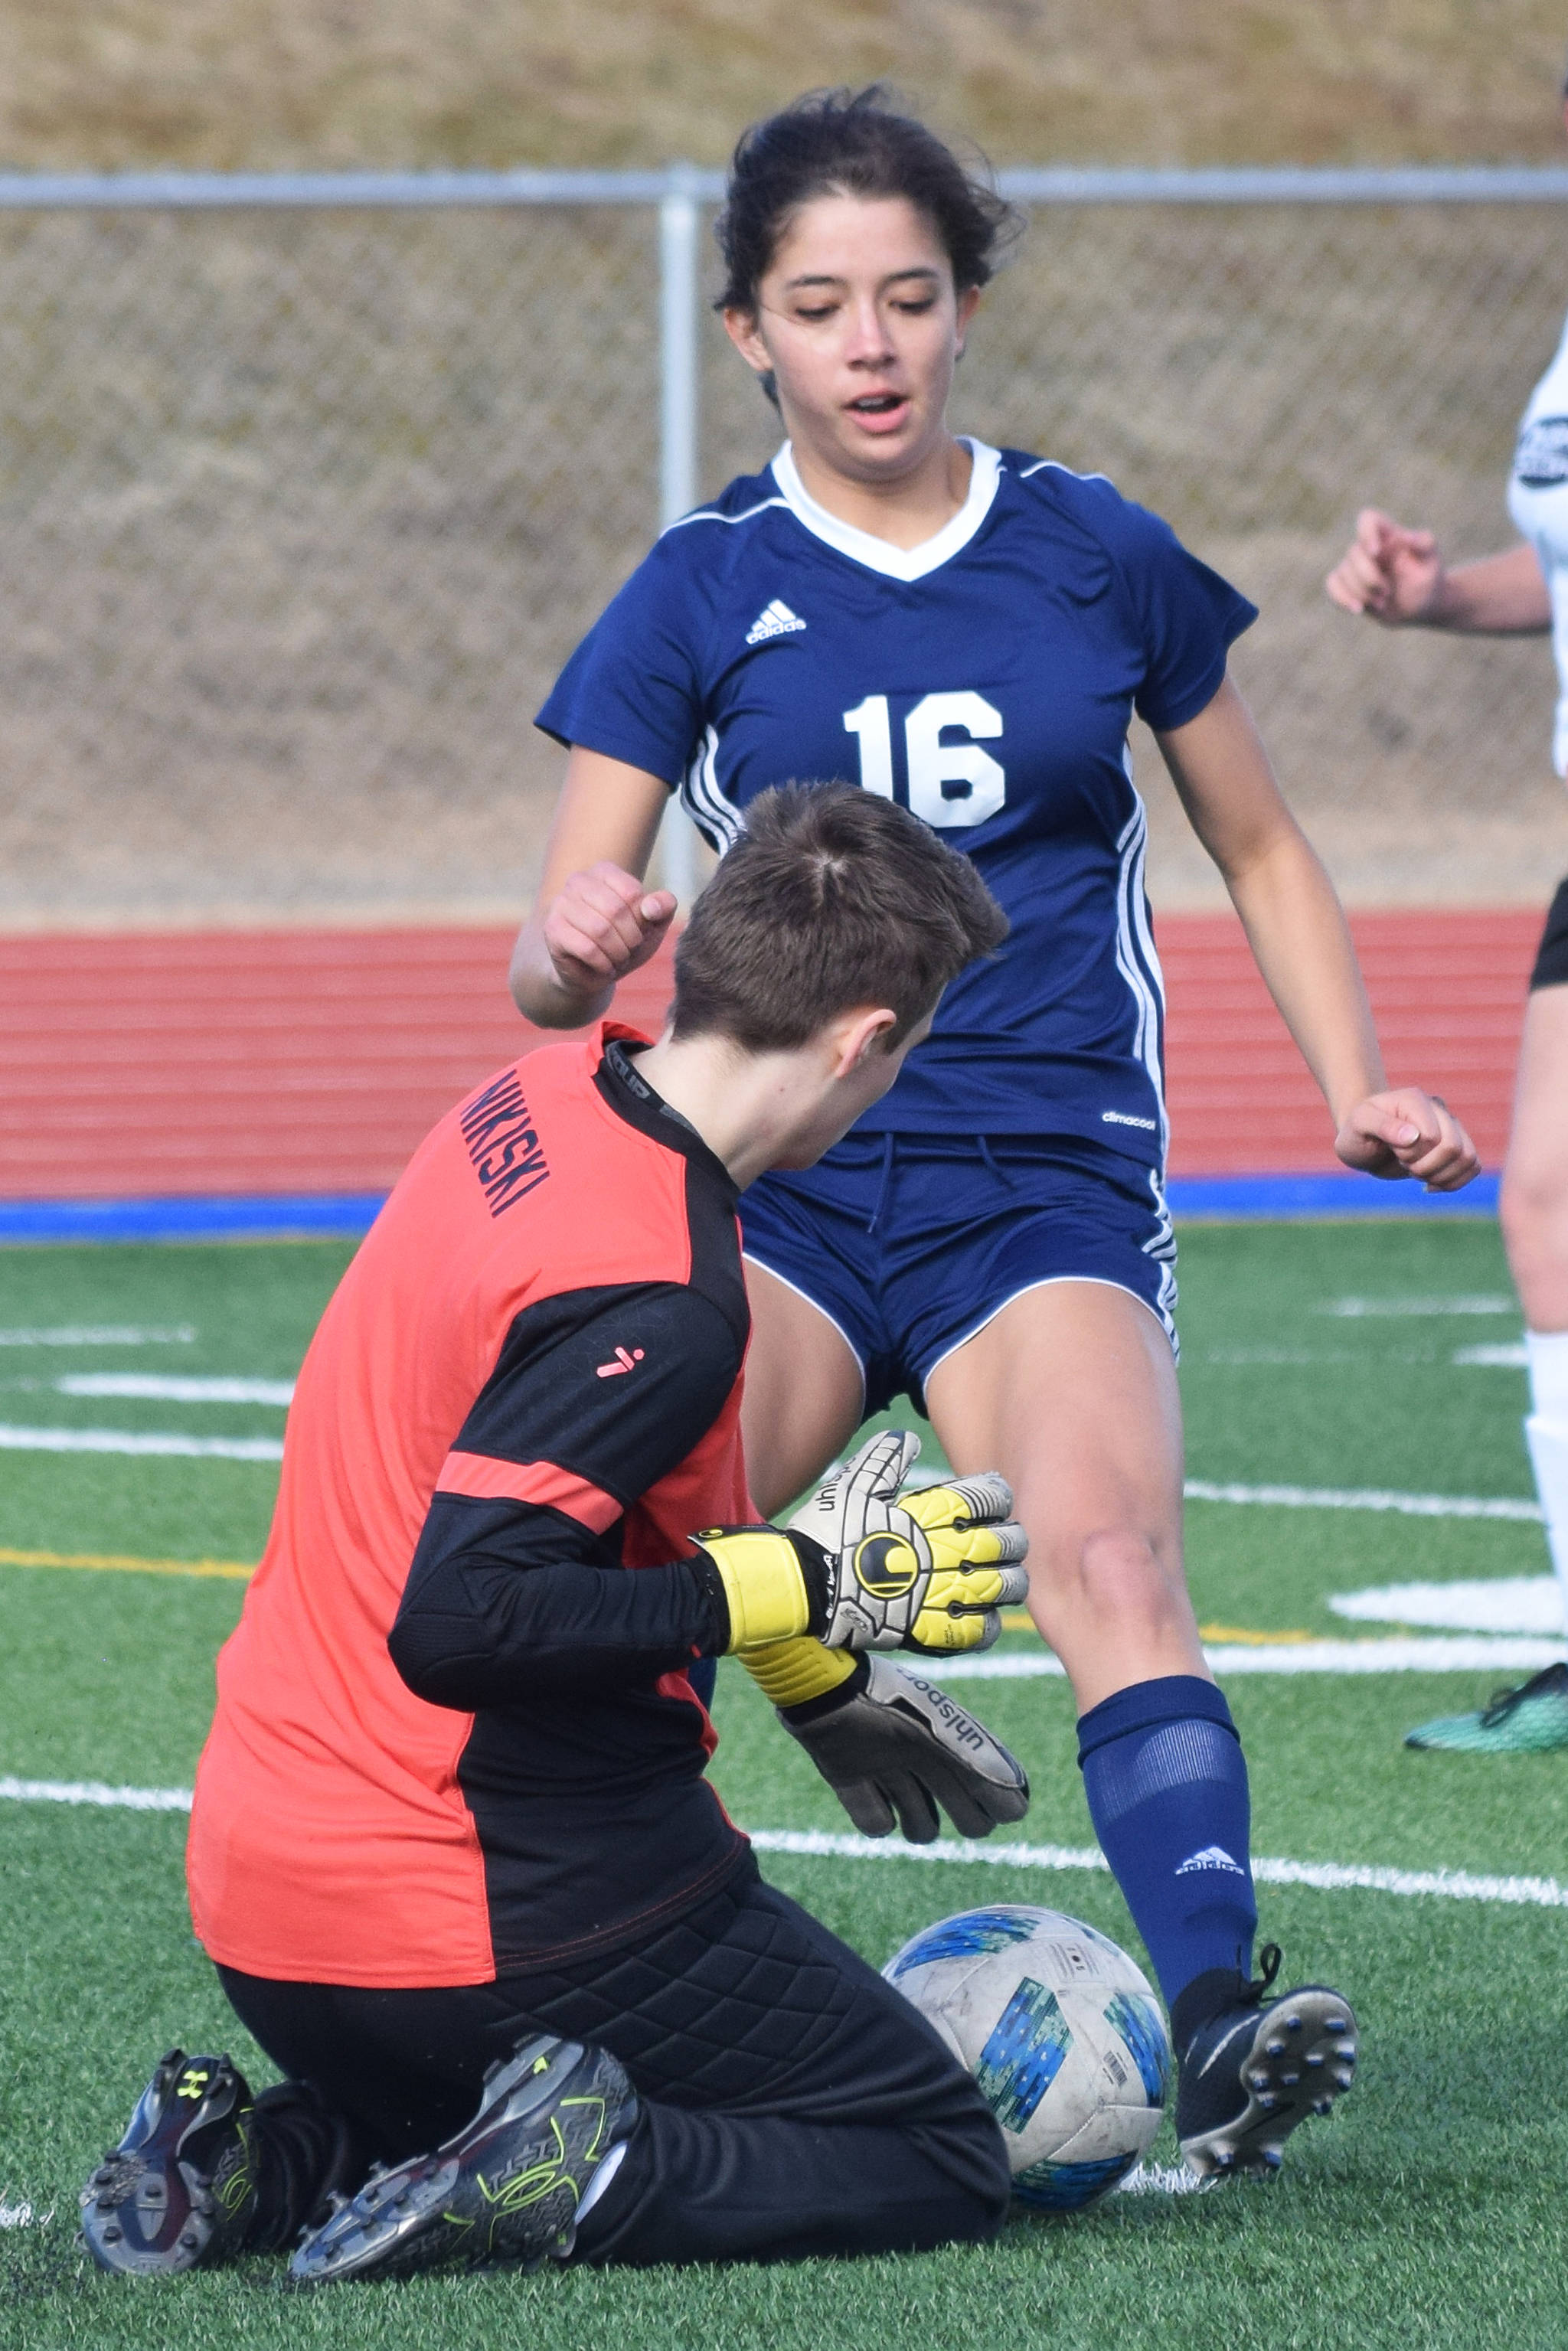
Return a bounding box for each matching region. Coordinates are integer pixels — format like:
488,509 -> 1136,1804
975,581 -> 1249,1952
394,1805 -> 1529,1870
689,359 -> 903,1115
738,1132 -> 1178,1418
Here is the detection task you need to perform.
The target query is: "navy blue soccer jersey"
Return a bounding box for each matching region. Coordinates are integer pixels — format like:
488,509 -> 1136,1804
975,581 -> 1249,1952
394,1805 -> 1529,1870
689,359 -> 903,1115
537,440 -> 1256,1160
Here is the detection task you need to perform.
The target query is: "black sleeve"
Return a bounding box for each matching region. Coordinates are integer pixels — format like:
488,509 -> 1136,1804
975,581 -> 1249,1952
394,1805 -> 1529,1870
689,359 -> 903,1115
388,1281 -> 744,1709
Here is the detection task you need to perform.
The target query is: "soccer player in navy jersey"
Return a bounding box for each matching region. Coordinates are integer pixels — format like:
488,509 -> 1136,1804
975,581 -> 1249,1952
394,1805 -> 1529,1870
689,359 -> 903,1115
511,88 -> 1481,2178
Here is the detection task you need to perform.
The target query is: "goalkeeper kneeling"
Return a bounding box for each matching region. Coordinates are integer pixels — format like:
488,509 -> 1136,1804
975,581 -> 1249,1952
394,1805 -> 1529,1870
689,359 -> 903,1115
81,784 -> 1031,2283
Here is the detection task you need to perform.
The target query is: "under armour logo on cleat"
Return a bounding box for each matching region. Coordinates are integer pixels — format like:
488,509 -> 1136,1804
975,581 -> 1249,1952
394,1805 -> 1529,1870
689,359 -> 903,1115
1175,1845 -> 1246,1876
744,598 -> 807,645
596,1347 -> 645,1379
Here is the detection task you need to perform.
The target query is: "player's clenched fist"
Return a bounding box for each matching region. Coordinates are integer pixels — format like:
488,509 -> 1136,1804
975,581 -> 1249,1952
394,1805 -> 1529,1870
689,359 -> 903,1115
541,861 -> 676,994
692,1430 -> 1029,1658
1333,1086 -> 1479,1193
1324,508 -> 1445,626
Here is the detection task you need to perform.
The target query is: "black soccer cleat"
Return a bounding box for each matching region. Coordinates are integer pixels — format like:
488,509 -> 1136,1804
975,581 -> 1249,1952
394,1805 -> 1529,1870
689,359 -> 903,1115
80,2049 -> 259,2274
288,2035 -> 638,2286
1174,1947 -> 1359,2180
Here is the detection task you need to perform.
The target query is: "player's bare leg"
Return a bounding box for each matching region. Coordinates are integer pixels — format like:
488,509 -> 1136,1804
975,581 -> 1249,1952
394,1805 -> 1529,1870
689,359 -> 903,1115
740,1259 -> 867,1518
923,1278 -> 1200,1710
1501,983 -> 1568,1332
925,1277 -> 1356,2173
737,1260 -> 1031,1845
1413,984 -> 1568,1752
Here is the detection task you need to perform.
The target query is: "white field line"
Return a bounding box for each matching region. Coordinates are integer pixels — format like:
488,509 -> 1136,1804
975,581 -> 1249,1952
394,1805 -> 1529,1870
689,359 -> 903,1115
1331,1577 -> 1564,1634
0,1775 -> 193,1811
2,1784 -> 1561,1910
1315,1295 -> 1515,1318
1452,1344 -> 1529,1369
1116,2165 -> 1211,2197
54,1373 -> 295,1406
746,1828 -> 1568,1910
0,1420 -> 1537,1520
0,1425 -> 283,1461
0,1324 -> 196,1348
926,1636 -> 1567,1678
865,1465 -> 1543,1523
1184,1478 -> 1543,1522
0,2201 -> 54,2229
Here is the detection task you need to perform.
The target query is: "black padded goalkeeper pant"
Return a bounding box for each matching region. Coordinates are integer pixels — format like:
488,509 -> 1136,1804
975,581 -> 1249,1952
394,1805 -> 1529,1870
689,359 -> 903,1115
217,1854 -> 1011,2267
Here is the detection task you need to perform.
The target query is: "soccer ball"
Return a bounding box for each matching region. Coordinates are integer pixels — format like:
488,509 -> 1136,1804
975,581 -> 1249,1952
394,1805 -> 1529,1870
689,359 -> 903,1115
884,1904 -> 1171,2211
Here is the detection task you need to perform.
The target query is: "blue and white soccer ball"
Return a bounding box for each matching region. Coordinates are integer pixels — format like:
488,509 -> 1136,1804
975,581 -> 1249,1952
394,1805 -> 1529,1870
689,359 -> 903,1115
884,1904 -> 1171,2211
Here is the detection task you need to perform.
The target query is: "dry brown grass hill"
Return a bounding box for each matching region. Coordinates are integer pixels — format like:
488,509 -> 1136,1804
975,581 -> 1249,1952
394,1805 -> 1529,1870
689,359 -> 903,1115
3,5 -> 1568,924
0,1 -> 1563,173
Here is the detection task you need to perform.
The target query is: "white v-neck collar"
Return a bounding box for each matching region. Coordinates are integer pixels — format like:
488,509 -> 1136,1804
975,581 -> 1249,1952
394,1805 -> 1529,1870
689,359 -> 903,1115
768,438 -> 1002,583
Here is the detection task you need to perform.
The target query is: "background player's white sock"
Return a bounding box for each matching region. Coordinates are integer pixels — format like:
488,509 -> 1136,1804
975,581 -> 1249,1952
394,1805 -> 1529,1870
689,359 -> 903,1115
1524,1328 -> 1568,1630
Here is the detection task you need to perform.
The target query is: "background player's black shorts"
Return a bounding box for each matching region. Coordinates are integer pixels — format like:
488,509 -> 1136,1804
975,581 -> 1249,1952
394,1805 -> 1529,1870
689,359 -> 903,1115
217,1854 -> 1009,2267
1530,877 -> 1568,992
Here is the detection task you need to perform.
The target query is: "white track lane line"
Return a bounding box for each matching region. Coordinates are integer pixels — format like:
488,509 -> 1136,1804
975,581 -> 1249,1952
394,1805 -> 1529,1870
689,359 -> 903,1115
1184,1479 -> 1543,1521
54,1373 -> 295,1406
923,1637 -> 1567,1677
5,1783 -> 1560,1909
0,1425 -> 283,1461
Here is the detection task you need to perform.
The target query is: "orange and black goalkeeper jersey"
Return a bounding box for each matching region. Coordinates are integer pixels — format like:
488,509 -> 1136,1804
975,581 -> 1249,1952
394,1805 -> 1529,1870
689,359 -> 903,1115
188,1029 -> 755,1990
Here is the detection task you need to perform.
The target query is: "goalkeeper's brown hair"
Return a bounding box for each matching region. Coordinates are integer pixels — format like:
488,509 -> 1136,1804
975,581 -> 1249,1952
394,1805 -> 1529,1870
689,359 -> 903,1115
671,783 -> 1008,1052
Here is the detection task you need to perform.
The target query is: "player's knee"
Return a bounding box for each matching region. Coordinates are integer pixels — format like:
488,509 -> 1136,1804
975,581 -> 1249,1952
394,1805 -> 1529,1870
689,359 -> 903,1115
1072,1527 -> 1178,1634
1501,1158 -> 1568,1321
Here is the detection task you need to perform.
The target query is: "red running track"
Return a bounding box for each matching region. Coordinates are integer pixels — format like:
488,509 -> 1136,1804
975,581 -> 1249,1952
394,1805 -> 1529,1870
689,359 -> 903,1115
0,911 -> 1539,1200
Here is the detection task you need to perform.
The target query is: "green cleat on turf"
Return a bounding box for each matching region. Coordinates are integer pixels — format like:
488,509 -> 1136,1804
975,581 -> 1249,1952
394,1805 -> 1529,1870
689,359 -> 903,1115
288,2036 -> 637,2285
1405,1662 -> 1568,1753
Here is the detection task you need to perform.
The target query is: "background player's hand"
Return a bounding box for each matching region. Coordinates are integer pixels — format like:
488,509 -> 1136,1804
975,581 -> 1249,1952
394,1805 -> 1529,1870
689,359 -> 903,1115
1334,1087 -> 1479,1190
789,1431 -> 1030,1654
540,860 -> 676,999
776,1653 -> 1029,1843
1324,508 -> 1445,625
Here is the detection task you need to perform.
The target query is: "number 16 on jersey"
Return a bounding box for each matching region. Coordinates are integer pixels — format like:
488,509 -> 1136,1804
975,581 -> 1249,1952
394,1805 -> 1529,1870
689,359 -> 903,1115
842,692 -> 1007,828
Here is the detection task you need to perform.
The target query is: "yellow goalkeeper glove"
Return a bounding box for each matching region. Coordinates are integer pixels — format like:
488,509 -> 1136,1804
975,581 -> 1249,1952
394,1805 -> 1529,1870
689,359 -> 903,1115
691,1430 -> 1028,1657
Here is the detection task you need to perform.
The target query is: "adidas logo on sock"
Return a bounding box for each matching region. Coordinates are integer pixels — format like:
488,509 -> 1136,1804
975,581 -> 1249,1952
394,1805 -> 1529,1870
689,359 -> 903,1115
1174,1844 -> 1246,1877
744,598 -> 808,645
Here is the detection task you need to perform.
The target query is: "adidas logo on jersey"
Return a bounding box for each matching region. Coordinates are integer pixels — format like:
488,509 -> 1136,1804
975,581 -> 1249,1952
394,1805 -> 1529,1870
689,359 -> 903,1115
1174,1845 -> 1247,1878
744,599 -> 807,645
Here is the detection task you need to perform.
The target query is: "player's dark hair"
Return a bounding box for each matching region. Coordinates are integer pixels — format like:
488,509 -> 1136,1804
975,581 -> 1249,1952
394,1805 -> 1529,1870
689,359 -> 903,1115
715,86 -> 1019,318
671,782 -> 1008,1053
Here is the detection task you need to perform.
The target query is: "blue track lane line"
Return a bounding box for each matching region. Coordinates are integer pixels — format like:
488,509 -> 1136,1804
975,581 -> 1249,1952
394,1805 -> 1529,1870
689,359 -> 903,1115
1168,1170 -> 1500,1220
0,1169 -> 1500,1245
0,1193 -> 388,1244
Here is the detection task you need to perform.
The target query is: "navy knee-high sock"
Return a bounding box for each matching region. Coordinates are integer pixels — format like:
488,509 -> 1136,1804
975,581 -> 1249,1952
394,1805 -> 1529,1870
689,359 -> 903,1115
1077,1676 -> 1257,2022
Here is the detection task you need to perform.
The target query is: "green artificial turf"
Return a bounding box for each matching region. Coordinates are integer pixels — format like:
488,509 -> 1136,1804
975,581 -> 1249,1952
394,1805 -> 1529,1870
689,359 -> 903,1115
2,1220 -> 1565,2351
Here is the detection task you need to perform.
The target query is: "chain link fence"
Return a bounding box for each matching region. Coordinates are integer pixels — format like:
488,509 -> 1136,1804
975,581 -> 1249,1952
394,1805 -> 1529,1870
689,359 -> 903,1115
0,170 -> 1566,924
